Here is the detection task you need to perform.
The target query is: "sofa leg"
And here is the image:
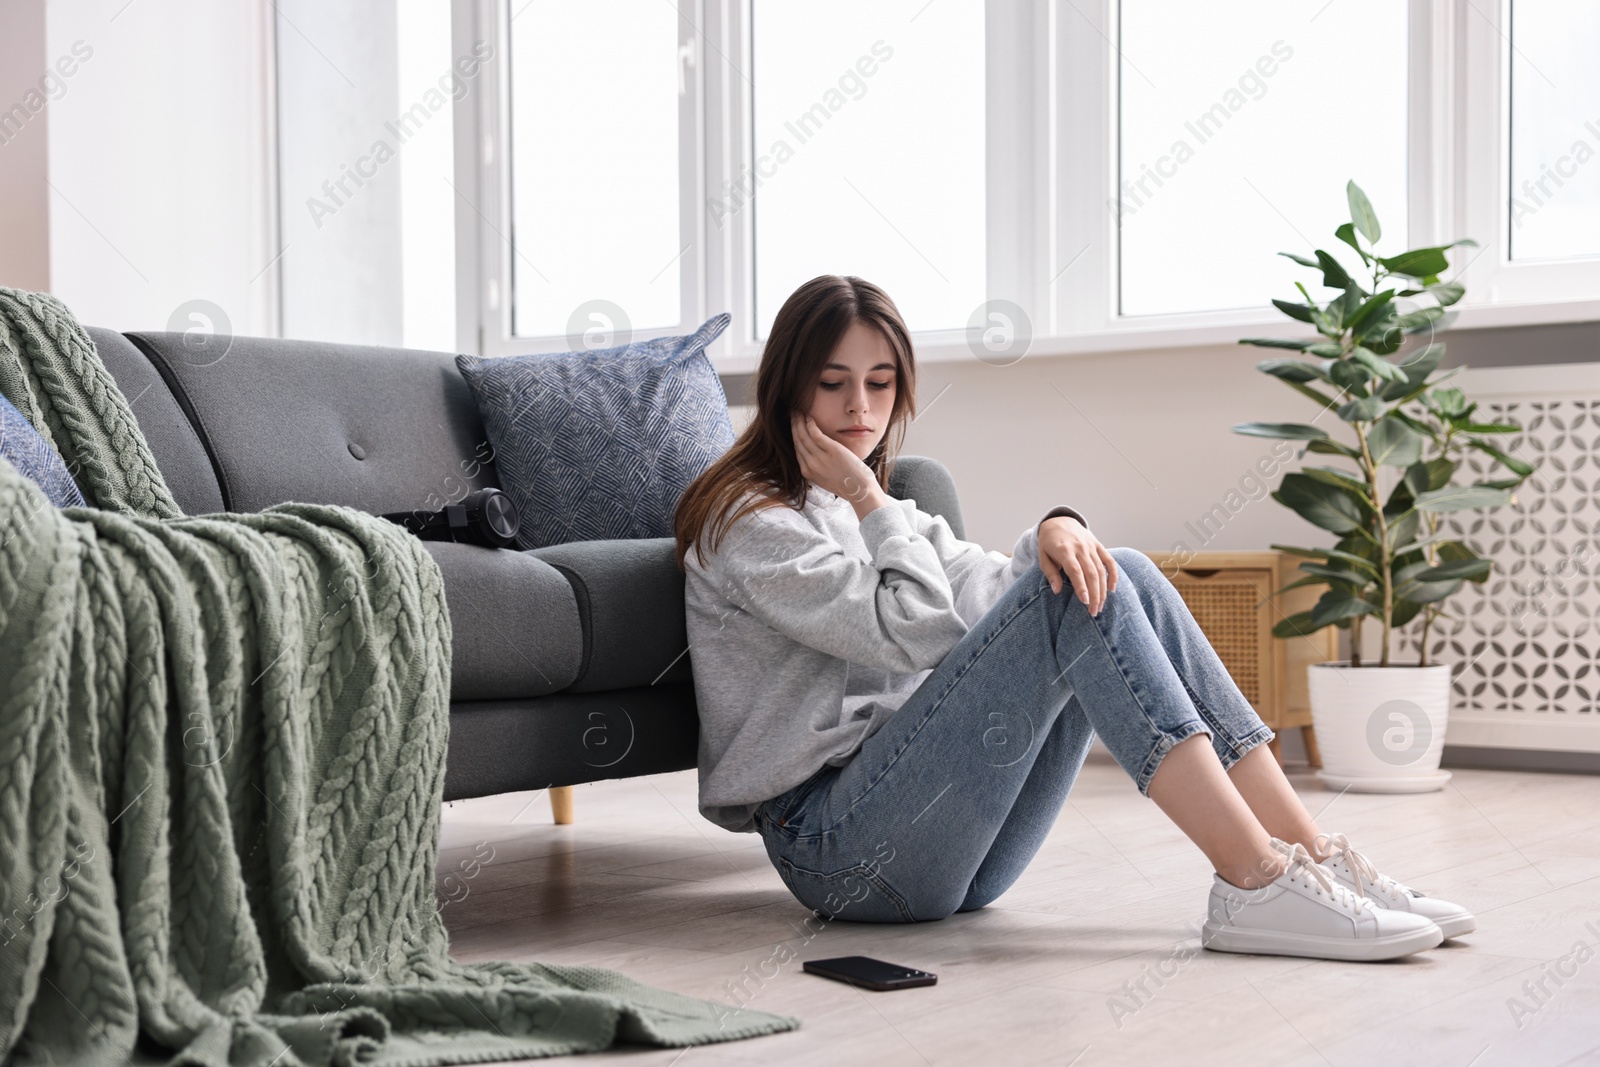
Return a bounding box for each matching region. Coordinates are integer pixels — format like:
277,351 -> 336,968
549,786 -> 575,825
1301,725 -> 1323,769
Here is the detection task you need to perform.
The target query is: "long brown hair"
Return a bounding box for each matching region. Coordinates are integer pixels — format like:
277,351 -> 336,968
674,275 -> 918,571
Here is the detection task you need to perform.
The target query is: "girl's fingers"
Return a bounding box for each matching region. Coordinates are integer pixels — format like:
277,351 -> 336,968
1062,554 -> 1088,608
1080,543 -> 1105,614
1040,549 -> 1063,594
1097,542 -> 1119,593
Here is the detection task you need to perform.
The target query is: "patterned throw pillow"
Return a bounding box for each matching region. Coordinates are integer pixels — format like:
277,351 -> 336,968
0,392 -> 86,507
455,313 -> 734,549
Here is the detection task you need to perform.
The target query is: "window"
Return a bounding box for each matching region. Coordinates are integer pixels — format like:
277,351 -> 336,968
397,0 -> 457,351
506,0 -> 685,341
748,0 -> 986,336
450,0 -> 1600,367
1116,0 -> 1409,317
1508,0 -> 1600,262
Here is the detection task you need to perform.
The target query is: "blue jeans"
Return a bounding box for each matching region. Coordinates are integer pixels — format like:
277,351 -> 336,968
753,546 -> 1274,923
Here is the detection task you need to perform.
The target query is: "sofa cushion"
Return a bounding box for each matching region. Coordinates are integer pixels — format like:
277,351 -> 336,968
526,537 -> 692,693
123,332 -> 499,515
443,684 -> 699,800
89,327 -> 226,515
423,541 -> 583,700
454,313 -> 734,549
0,392 -> 85,507
888,454 -> 968,540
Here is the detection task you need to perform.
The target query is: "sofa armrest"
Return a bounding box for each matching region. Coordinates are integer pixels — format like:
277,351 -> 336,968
889,454 -> 967,540
423,541 -> 584,700
526,537 -> 690,693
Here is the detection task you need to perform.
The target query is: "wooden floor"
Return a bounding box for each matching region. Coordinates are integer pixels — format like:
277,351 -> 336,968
440,752 -> 1600,1067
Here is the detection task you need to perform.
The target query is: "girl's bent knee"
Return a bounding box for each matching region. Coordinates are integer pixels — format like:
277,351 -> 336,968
1109,545 -> 1161,580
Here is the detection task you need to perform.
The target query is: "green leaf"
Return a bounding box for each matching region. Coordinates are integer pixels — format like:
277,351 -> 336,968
1386,507 -> 1420,551
1335,222 -> 1373,262
1351,346 -> 1409,383
1377,240 -> 1475,279
1413,484 -> 1513,512
1274,472 -> 1369,534
1380,343 -> 1445,401
1241,337 -> 1316,350
1296,383 -> 1347,411
1389,533 -> 1458,557
1257,357 -> 1332,382
1386,460 -> 1433,514
1315,250 -> 1355,291
1386,408 -> 1435,442
1255,358 -> 1344,408
1467,438 -> 1535,478
1380,247 -> 1449,278
1232,422 -> 1334,441
1391,596 -> 1426,628
1270,544 -> 1335,559
1420,457 -> 1456,491
1296,562 -> 1373,588
1329,284 -> 1366,329
1271,610 -> 1325,639
1437,540 -> 1493,583
1344,289 -> 1395,335
1305,437 -> 1362,459
1397,306 -> 1445,332
1327,358 -> 1372,396
1310,590 -> 1379,627
1353,302 -> 1398,342
1271,298 -> 1316,324
1433,387 -> 1473,420
1337,395 -> 1387,422
1463,421 -> 1521,434
1271,541 -> 1383,578
1367,416 -> 1424,467
1393,559 -> 1462,601
1415,558 -> 1493,582
1299,465 -> 1373,495
1347,181 -> 1381,243
1362,315 -> 1406,354
1428,281 -> 1466,306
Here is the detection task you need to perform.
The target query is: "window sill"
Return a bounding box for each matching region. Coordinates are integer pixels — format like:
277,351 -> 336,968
709,296 -> 1600,372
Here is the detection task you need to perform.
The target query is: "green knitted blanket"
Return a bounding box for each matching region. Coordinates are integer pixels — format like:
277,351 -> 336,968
0,289 -> 800,1064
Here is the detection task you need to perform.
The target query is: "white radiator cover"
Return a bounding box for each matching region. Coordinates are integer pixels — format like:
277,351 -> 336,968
1390,362 -> 1600,753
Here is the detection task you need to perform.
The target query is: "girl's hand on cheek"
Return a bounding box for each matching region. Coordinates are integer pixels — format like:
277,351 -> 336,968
790,412 -> 887,513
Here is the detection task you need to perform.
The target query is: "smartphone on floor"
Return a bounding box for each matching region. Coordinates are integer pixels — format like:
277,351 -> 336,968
802,956 -> 937,991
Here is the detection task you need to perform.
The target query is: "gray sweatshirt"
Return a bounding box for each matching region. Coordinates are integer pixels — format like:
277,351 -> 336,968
683,482 -> 1088,832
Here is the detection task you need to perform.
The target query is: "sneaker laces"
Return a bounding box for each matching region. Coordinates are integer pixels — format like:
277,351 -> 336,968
1275,839 -> 1369,914
1317,832 -> 1408,901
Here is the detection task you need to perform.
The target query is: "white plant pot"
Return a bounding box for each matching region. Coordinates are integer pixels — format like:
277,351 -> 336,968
1306,661 -> 1453,793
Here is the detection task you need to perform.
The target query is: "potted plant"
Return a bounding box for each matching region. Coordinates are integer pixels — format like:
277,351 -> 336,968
1232,181 -> 1534,792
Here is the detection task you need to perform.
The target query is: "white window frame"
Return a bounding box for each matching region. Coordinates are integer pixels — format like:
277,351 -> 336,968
1455,0 -> 1600,326
454,0 -> 706,358
453,0 -> 1600,371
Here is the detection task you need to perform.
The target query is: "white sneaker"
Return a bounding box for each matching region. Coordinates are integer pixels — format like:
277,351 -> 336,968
1318,832 -> 1476,940
1201,838 -> 1444,962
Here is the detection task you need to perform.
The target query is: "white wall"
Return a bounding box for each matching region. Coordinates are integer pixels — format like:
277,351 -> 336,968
44,0 -> 276,336
0,0 -> 52,292
895,342 -> 1321,556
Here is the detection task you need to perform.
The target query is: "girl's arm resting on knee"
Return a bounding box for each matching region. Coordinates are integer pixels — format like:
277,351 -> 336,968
906,503 -> 1091,626
712,500 -> 970,673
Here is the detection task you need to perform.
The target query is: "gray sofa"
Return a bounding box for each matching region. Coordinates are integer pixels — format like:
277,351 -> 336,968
89,327 -> 969,819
